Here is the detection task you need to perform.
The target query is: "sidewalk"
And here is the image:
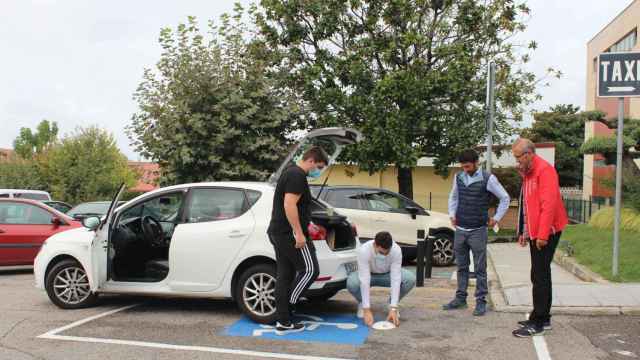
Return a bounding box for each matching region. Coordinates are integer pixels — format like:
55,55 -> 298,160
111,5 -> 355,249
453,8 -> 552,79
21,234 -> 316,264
487,242 -> 640,315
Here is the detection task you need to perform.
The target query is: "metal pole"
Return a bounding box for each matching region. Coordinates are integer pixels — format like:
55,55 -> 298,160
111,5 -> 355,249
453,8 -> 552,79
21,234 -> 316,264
486,62 -> 496,173
416,229 -> 426,287
613,97 -> 624,277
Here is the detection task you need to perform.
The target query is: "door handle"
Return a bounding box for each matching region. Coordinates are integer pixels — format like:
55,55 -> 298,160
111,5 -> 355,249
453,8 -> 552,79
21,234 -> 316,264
229,234 -> 246,238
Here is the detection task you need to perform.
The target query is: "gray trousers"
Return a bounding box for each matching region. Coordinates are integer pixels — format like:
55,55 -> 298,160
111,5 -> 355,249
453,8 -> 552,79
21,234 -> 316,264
454,227 -> 488,304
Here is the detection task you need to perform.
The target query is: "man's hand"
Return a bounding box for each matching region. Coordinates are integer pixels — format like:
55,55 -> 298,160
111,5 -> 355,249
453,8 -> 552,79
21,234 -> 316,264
387,308 -> 400,327
363,309 -> 374,327
535,239 -> 548,250
450,217 -> 456,227
294,232 -> 306,249
488,218 -> 497,228
518,235 -> 527,248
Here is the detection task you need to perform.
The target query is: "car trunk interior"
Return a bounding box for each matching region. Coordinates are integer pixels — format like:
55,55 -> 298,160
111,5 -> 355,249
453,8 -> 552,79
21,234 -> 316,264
310,200 -> 356,251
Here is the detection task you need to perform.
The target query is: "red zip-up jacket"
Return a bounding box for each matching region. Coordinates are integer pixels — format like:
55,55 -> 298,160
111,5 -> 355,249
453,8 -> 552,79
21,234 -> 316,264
517,154 -> 569,242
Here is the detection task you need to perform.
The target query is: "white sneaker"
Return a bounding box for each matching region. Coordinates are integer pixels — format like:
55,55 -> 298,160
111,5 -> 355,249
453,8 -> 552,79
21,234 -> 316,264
357,303 -> 364,318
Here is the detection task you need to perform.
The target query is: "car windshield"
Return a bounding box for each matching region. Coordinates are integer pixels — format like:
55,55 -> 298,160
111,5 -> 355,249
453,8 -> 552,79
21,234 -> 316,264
67,202 -> 111,216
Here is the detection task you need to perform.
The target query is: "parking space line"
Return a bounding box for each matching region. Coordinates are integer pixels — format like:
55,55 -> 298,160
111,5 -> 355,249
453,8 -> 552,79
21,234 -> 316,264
37,304 -> 353,360
38,303 -> 141,337
524,314 -> 552,360
38,334 -> 352,360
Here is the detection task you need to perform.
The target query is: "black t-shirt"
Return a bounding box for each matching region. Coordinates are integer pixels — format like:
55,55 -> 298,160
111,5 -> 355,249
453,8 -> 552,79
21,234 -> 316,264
268,165 -> 311,236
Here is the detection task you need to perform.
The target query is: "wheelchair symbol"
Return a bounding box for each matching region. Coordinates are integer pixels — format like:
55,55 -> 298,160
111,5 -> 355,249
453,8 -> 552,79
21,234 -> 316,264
252,314 -> 359,336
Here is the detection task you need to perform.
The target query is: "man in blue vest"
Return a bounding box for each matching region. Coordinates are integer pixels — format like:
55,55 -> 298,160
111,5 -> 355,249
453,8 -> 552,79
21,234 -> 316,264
443,149 -> 511,316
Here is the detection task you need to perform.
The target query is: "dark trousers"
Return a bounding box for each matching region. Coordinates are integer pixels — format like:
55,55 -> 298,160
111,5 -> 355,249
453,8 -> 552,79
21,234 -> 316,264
528,232 -> 561,326
268,233 -> 319,323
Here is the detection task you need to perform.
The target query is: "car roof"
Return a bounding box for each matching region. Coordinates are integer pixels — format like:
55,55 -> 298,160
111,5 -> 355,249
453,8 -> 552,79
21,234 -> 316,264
309,184 -> 391,192
148,182 -> 274,194
0,189 -> 50,194
0,198 -> 76,221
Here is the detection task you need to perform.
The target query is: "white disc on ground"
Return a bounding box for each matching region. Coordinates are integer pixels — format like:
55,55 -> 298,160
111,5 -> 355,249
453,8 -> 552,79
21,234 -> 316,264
372,321 -> 396,330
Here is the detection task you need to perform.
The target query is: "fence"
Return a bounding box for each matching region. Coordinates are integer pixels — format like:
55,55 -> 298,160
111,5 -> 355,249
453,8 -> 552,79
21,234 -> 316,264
563,196 -> 614,224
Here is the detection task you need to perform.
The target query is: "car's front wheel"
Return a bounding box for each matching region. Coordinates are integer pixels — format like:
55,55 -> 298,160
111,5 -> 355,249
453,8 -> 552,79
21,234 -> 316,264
45,259 -> 98,309
432,232 -> 455,266
235,264 -> 277,324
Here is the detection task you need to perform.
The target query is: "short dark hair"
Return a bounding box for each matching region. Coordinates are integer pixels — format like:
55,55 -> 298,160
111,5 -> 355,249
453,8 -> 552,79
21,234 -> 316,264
302,146 -> 329,165
374,231 -> 393,250
458,149 -> 479,164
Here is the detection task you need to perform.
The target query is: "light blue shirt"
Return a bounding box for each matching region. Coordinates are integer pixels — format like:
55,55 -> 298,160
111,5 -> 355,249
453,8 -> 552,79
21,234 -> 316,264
448,169 -> 511,230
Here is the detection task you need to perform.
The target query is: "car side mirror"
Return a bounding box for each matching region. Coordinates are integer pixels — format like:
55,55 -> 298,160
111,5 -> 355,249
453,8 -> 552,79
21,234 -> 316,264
405,206 -> 420,220
82,216 -> 101,231
51,217 -> 63,227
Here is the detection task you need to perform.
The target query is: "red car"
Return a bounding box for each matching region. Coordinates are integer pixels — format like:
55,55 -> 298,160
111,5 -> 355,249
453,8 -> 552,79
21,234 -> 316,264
0,198 -> 81,266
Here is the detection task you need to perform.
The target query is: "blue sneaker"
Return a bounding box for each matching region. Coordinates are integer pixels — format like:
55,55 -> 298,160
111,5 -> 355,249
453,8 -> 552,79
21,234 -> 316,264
442,298 -> 468,310
473,302 -> 487,316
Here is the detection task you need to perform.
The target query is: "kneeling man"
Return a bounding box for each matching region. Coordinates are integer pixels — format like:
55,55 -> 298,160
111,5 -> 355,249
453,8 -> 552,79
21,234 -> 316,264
347,231 -> 416,327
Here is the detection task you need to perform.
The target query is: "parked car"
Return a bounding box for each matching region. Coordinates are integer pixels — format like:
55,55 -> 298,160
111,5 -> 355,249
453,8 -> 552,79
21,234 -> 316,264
0,189 -> 52,201
34,127 -> 362,324
0,199 -> 81,266
43,201 -> 73,214
67,201 -> 126,221
310,185 -> 455,266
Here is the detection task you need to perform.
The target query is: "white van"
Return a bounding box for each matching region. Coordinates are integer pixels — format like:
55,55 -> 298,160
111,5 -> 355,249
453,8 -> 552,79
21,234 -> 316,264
0,189 -> 52,201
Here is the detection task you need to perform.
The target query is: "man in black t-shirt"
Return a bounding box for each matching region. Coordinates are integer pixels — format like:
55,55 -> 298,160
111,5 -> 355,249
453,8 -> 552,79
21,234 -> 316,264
267,146 -> 328,334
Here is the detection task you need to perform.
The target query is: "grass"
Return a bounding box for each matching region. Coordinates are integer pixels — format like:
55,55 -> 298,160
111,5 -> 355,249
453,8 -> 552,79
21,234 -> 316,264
561,224 -> 640,282
589,207 -> 640,233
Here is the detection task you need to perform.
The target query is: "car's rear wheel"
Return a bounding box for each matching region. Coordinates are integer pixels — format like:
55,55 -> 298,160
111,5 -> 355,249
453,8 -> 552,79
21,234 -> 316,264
45,259 -> 98,309
432,232 -> 455,266
235,264 -> 277,324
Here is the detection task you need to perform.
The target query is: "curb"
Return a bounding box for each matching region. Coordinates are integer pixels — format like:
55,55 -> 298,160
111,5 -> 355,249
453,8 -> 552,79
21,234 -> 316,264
553,252 -> 610,284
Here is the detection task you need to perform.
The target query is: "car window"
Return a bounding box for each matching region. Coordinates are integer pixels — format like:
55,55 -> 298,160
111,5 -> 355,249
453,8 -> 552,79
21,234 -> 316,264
120,192 -> 185,223
0,202 -> 54,225
324,189 -> 364,210
363,191 -> 411,213
246,190 -> 262,207
186,188 -> 246,223
0,194 -> 10,198
67,202 -> 111,217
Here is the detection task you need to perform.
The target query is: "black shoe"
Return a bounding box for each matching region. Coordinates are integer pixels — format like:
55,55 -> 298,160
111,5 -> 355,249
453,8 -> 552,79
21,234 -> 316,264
442,299 -> 468,310
275,321 -> 305,335
473,302 -> 487,316
517,319 -> 552,330
512,324 -> 544,338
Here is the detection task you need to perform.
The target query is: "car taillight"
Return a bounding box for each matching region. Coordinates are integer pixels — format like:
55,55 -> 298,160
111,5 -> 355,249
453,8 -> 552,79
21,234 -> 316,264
308,223 -> 327,241
351,223 -> 358,237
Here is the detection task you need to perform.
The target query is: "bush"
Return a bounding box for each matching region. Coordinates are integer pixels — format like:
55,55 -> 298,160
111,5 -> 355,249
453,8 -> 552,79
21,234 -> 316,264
589,207 -> 640,233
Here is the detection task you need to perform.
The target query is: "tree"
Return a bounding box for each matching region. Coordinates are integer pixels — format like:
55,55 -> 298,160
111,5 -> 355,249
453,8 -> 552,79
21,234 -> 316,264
129,6 -> 301,186
0,159 -> 47,190
582,113 -> 640,210
520,104 -> 586,187
256,0 -> 556,199
13,120 -> 59,159
41,126 -> 136,205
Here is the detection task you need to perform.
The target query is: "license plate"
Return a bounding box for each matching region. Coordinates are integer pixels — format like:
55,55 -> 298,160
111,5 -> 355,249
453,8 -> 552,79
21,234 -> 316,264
345,262 -> 358,274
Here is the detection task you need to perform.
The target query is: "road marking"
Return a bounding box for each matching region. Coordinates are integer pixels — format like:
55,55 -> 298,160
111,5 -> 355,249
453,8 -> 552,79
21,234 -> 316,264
38,304 -> 353,360
524,314 -> 552,360
614,350 -> 638,358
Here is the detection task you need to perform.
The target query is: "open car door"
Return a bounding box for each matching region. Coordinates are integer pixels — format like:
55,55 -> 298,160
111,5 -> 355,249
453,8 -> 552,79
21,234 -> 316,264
89,183 -> 126,291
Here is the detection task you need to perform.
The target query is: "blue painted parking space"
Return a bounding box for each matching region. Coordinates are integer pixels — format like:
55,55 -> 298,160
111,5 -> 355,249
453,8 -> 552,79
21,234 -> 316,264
223,313 -> 370,345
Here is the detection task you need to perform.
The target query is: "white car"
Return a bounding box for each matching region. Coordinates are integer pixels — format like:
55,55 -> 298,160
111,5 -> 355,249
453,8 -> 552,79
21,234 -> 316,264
0,189 -> 52,201
34,128 -> 362,324
310,185 -> 455,266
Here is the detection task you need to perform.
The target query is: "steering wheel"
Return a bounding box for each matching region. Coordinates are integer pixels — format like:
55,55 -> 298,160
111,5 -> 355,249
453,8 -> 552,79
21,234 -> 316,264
141,215 -> 164,246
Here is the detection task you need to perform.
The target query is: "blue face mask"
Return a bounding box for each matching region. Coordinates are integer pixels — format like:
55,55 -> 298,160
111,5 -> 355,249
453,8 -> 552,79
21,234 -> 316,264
308,167 -> 323,179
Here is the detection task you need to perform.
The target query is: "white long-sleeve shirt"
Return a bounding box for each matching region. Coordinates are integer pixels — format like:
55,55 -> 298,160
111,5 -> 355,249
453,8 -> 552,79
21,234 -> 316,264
357,240 -> 403,309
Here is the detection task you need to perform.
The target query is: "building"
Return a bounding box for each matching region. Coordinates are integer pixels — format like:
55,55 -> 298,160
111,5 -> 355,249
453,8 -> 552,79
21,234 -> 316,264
127,161 -> 160,193
584,0 -> 640,200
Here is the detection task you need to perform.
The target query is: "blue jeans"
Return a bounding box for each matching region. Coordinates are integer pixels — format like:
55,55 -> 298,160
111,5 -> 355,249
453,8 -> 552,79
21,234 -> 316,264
346,269 -> 416,304
454,227 -> 488,303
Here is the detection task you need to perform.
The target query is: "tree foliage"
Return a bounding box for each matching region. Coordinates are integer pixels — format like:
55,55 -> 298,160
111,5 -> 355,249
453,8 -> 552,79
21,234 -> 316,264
520,104 -> 589,187
13,120 -> 59,159
41,126 -> 136,205
129,6 -> 301,186
256,0 -> 556,198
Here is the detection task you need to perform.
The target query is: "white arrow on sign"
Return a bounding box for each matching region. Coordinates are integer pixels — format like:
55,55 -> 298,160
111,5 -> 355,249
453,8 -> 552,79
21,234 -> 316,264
608,86 -> 636,92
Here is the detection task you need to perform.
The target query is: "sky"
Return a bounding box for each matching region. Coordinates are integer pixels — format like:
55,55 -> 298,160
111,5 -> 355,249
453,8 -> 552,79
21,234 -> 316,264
0,0 -> 635,160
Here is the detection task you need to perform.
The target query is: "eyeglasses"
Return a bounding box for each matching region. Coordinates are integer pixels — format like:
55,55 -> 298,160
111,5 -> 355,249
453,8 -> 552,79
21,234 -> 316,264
514,151 -> 530,160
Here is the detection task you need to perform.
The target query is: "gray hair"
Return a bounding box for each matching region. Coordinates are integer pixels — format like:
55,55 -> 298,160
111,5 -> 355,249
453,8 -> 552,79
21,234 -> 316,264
512,138 -> 536,154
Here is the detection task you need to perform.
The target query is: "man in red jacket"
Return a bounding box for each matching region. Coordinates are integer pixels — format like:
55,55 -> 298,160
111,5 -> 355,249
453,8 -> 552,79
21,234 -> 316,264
511,138 -> 569,338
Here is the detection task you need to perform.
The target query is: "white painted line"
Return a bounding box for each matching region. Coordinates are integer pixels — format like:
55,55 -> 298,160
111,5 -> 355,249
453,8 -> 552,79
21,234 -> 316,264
38,303 -> 354,360
39,304 -> 140,337
524,313 -> 552,360
39,334 -> 352,360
